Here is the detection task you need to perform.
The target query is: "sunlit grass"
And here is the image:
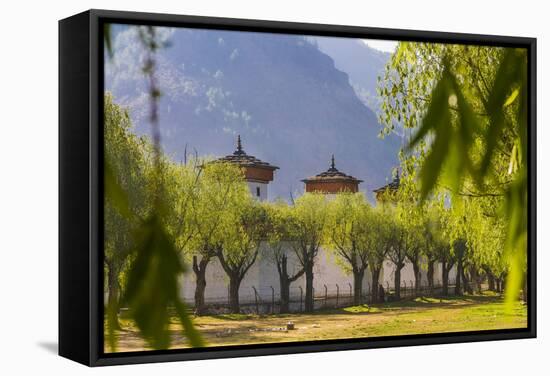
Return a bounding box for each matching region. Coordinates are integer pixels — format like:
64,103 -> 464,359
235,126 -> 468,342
106,293 -> 527,353
342,304 -> 381,314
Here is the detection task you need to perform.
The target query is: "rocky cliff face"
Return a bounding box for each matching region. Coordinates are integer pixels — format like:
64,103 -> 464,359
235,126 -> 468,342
314,36 -> 390,113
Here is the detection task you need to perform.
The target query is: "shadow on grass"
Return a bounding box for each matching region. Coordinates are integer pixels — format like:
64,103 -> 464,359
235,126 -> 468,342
206,313 -> 259,321
318,293 -> 505,316
206,312 -> 303,321
195,294 -> 504,321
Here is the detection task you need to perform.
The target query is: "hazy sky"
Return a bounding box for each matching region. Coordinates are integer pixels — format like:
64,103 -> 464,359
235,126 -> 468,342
362,39 -> 398,53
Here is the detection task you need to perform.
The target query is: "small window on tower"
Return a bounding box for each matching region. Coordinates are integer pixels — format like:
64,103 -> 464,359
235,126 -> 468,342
256,187 -> 261,197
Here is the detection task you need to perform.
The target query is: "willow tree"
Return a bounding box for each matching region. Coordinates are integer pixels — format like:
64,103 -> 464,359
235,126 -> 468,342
474,216 -> 508,293
437,195 -> 506,296
104,93 -> 153,329
375,168 -> 426,296
185,161 -> 249,314
421,199 -> 447,289
104,93 -> 203,349
439,202 -> 466,295
404,220 -> 424,293
379,43 -> 528,304
409,193 -> 455,295
458,195 -> 508,294
436,205 -> 456,296
217,197 -> 267,314
326,193 -> 373,305
264,201 -> 304,313
367,206 -> 392,303
394,198 -> 425,293
288,193 -> 329,312
475,214 -> 508,293
385,208 -> 410,299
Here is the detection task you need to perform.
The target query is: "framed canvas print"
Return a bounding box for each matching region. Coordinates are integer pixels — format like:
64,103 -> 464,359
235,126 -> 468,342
59,9 -> 536,366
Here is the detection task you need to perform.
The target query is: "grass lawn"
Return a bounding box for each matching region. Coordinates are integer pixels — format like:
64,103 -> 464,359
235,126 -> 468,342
106,292 -> 527,353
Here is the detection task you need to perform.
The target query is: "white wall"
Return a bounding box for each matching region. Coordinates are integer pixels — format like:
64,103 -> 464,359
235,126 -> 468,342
380,258 -> 457,290
247,181 -> 268,201
3,1 -> 546,375
180,243 -> 365,305
180,243 -> 460,306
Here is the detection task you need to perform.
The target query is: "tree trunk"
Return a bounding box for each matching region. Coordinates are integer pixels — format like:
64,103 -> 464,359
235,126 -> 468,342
487,272 -> 496,291
228,274 -> 241,314
427,261 -> 434,288
280,278 -> 290,313
279,255 -> 291,314
371,267 -> 381,303
455,259 -> 463,295
193,255 -> 210,315
394,266 -> 402,299
471,267 -> 481,294
277,254 -> 303,314
412,262 -> 422,295
462,269 -> 474,294
304,262 -> 314,313
442,262 -> 449,296
466,269 -> 472,294
107,262 -> 121,330
353,268 -> 365,305
477,274 -> 482,294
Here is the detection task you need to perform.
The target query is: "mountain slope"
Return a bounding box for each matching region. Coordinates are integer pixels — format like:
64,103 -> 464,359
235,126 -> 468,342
105,26 -> 400,200
314,36 -> 390,112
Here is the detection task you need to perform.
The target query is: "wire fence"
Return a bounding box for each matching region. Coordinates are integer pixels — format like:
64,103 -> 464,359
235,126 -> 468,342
185,278 -> 489,315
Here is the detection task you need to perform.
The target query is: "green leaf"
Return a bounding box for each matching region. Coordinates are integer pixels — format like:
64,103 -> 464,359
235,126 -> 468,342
419,107 -> 451,200
503,88 -> 520,107
123,214 -> 203,349
174,300 -> 205,347
410,65 -> 455,199
450,72 -> 482,186
481,49 -> 524,176
104,24 -> 113,58
503,170 -> 528,311
409,66 -> 451,149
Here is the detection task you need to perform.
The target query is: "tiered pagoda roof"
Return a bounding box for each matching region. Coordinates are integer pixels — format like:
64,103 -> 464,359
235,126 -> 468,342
302,155 -> 362,194
217,135 -> 279,171
302,155 -> 363,184
373,169 -> 401,202
373,170 -> 400,194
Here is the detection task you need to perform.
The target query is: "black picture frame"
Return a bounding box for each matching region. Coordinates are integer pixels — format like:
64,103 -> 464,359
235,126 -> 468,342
59,8 -> 537,367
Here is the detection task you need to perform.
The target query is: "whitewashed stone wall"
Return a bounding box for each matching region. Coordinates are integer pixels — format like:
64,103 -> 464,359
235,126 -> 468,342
246,181 -> 268,201
179,242 -> 457,305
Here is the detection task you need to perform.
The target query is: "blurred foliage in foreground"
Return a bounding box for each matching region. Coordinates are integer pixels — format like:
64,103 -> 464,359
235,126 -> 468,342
104,94 -> 204,350
379,43 -> 528,309
104,25 -> 203,351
